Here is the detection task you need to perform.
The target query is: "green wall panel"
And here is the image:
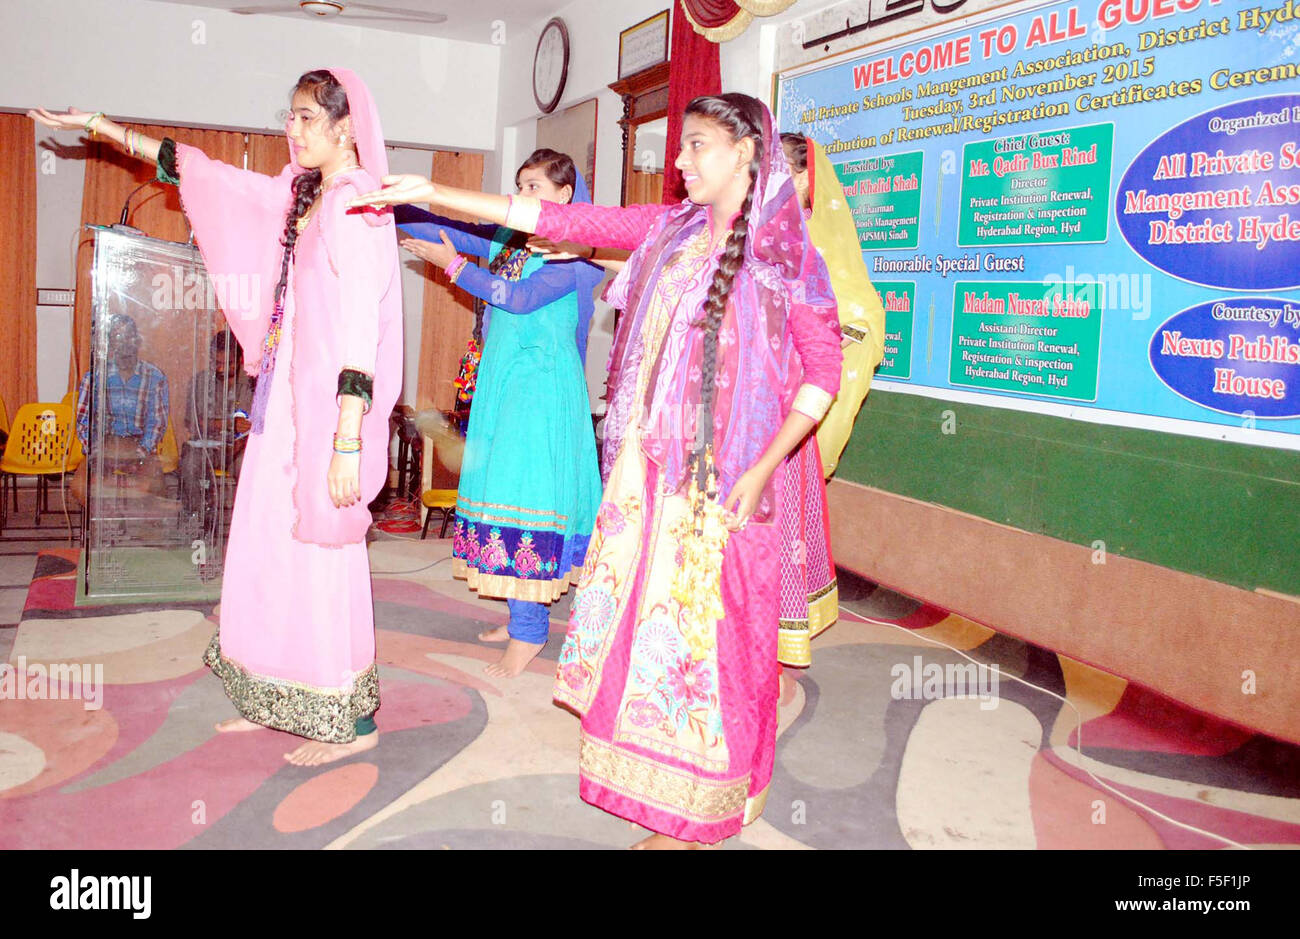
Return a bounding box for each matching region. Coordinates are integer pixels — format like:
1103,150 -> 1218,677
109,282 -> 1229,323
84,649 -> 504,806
836,390 -> 1300,594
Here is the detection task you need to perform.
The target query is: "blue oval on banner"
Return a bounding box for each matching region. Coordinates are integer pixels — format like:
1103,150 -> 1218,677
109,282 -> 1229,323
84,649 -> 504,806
1117,94 -> 1300,291
1149,298 -> 1300,419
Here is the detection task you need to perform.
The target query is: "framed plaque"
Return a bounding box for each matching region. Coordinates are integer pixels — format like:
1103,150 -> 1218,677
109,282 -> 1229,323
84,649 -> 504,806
618,10 -> 669,80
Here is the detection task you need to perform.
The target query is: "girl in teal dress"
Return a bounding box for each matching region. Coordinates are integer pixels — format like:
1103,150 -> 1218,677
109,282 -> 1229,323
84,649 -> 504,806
397,150 -> 602,677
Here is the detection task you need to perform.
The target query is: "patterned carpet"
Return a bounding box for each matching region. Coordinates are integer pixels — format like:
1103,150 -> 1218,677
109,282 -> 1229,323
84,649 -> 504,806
1,486 -> 1298,848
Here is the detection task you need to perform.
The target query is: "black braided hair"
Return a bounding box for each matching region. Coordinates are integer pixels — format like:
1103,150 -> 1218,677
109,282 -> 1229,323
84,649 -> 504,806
272,70 -> 350,309
779,132 -> 808,174
682,93 -> 765,488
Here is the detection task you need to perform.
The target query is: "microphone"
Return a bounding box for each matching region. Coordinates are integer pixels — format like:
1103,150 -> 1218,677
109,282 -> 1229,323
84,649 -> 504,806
114,180 -> 156,231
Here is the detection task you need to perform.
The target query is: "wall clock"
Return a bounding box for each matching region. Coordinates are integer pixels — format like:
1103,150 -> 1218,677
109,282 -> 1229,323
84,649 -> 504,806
533,17 -> 570,114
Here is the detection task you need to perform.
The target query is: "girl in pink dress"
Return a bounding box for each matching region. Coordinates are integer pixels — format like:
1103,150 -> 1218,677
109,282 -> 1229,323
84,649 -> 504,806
357,93 -> 841,846
32,69 -> 402,766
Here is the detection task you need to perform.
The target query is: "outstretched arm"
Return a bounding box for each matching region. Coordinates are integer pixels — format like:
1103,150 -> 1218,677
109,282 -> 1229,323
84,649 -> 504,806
352,175 -> 667,251
403,224 -> 583,315
456,261 -> 578,316
394,205 -> 501,259
29,108 -> 163,164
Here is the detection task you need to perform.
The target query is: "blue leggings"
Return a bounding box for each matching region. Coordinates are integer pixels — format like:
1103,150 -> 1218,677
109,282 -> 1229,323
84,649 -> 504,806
507,598 -> 551,644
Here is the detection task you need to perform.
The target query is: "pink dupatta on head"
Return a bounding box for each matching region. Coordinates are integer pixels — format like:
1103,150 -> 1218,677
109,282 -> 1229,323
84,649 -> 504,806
176,69 -> 401,546
602,98 -> 837,520
176,68 -> 390,373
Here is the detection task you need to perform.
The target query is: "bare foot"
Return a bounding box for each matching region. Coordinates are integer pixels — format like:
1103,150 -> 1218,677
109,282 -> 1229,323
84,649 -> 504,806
779,669 -> 797,707
214,716 -> 263,733
483,639 -> 545,678
477,624 -> 509,643
284,732 -> 378,766
631,833 -> 710,850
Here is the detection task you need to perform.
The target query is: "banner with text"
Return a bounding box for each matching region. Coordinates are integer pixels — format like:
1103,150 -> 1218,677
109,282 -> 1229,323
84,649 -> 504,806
777,0 -> 1300,446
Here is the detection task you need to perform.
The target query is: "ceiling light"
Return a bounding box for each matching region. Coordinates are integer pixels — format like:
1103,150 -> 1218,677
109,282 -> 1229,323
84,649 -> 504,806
299,1 -> 344,16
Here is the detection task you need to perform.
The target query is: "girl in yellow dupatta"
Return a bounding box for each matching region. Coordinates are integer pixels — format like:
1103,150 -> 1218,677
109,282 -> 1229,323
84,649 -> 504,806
787,134 -> 886,474
776,134 -> 886,676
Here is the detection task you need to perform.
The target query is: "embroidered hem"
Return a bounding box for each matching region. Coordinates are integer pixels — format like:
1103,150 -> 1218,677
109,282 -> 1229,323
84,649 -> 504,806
454,557 -> 581,602
202,632 -> 379,743
778,580 -> 839,667
578,732 -> 751,828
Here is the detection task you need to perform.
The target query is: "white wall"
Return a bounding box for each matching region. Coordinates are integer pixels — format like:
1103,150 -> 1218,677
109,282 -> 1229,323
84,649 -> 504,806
719,0 -> 849,105
0,0 -> 500,148
33,144 -> 86,400
489,0 -> 666,410
6,0 -> 501,404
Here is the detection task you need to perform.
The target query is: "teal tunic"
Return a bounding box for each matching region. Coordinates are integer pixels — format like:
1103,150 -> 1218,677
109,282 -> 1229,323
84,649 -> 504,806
451,241 -> 601,601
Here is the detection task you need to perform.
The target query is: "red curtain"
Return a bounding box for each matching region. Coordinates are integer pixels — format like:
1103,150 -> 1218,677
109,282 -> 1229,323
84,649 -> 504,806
0,114 -> 39,414
663,0 -> 722,204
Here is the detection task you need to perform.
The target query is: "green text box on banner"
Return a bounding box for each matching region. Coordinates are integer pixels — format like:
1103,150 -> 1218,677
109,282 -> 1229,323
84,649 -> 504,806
834,150 -> 924,250
958,123 -> 1114,247
949,279 -> 1104,401
873,280 -> 916,379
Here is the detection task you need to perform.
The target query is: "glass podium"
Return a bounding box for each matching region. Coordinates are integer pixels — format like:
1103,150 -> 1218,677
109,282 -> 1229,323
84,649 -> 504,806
80,225 -> 241,603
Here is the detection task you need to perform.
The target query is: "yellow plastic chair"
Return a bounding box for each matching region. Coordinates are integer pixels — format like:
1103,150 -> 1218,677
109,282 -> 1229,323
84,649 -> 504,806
420,488 -> 458,539
58,391 -> 85,473
65,426 -> 86,473
0,392 -> 9,438
0,403 -> 74,529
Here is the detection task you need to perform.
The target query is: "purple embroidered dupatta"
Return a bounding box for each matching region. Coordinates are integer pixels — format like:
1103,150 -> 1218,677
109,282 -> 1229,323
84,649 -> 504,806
602,102 -> 836,521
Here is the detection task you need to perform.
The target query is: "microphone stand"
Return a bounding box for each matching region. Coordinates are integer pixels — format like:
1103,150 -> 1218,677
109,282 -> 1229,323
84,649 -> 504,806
112,180 -> 156,233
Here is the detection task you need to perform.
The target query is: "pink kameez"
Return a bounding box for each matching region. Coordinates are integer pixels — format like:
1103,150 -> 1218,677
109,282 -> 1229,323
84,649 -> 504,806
175,70 -> 402,742
537,151 -> 842,841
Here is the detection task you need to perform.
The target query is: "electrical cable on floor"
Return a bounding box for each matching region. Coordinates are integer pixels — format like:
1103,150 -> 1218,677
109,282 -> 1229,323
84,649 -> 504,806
844,606 -> 1251,850
370,554 -> 456,576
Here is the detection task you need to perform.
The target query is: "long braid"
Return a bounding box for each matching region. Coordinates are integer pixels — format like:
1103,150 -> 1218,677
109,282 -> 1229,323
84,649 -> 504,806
693,174 -> 756,489
272,169 -> 322,308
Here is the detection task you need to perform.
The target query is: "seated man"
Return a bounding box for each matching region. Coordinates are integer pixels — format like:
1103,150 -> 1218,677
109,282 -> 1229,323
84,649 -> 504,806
179,329 -> 253,516
69,313 -> 169,504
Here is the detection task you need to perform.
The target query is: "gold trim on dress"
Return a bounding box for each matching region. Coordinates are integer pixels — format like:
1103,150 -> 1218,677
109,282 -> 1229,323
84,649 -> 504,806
808,580 -> 839,638
506,194 -> 542,233
579,732 -> 750,825
454,557 -> 581,602
456,496 -> 570,520
778,581 -> 839,666
777,630 -> 811,667
202,632 -> 378,743
792,383 -> 835,422
743,783 -> 770,826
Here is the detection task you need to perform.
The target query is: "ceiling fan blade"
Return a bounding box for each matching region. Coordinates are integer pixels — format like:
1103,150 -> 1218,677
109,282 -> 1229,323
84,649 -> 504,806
344,3 -> 448,24
229,5 -> 295,13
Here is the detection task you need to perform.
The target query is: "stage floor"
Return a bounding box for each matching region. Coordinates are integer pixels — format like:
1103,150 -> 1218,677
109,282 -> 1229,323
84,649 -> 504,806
1,481 -> 1298,849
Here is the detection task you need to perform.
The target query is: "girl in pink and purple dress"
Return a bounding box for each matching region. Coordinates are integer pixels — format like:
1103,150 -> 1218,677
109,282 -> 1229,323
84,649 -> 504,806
357,93 -> 842,847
